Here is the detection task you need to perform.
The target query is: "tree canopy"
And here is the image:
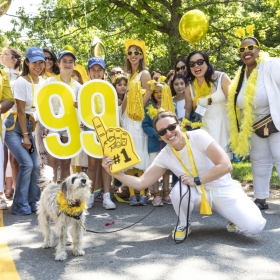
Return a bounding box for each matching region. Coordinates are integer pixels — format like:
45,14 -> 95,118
3,0 -> 280,76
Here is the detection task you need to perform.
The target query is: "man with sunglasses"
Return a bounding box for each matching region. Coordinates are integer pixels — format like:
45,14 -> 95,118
102,111 -> 266,242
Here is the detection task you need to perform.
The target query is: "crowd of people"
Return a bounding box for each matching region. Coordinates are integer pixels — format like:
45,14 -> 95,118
0,36 -> 277,240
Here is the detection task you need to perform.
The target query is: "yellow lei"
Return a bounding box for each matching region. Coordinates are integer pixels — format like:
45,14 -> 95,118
181,117 -> 204,131
227,51 -> 269,157
146,104 -> 164,119
57,190 -> 86,216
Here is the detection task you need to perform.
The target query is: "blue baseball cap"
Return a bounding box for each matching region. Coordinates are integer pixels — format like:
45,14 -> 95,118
57,50 -> 76,62
25,47 -> 45,62
87,57 -> 106,69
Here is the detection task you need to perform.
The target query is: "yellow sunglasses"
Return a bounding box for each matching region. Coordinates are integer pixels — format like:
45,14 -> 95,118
238,44 -> 259,53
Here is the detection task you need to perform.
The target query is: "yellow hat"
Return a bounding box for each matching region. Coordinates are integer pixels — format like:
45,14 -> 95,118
125,39 -> 147,63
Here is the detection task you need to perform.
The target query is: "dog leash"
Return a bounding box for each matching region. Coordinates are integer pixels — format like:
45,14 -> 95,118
173,177 -> 191,244
78,206 -> 157,234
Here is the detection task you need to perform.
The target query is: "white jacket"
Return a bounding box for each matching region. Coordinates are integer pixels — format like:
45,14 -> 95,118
263,57 -> 280,130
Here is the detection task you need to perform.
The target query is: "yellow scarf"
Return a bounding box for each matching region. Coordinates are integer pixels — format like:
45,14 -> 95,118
192,78 -> 213,109
171,133 -> 212,215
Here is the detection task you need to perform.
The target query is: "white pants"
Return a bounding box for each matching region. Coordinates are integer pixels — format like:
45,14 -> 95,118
170,181 -> 266,235
0,123 -> 6,193
250,131 -> 280,199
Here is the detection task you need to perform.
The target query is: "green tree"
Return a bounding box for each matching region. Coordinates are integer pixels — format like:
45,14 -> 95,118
4,0 -> 280,76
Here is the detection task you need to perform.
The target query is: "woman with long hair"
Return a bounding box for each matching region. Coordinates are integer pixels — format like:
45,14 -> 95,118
42,48 -> 60,78
121,39 -> 151,206
4,47 -> 45,215
185,51 -> 231,155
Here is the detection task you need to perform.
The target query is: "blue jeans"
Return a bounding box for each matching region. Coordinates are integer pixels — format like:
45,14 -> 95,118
4,114 -> 40,215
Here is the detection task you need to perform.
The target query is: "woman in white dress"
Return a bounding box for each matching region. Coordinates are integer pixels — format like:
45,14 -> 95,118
120,39 -> 151,206
185,51 -> 231,155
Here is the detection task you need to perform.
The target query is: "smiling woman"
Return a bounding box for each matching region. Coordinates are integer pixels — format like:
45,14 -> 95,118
102,110 -> 266,241
4,46 -> 45,215
227,36 -> 280,210
185,50 -> 232,157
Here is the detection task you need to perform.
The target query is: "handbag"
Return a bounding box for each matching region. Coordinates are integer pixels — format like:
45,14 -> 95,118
253,114 -> 278,138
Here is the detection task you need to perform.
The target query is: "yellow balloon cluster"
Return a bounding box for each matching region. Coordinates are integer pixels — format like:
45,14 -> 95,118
179,10 -> 208,46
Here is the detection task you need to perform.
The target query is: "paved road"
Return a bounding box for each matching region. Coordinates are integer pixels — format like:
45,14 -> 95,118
1,195 -> 280,280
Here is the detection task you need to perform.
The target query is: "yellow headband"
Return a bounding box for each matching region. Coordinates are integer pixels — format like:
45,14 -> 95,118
125,39 -> 147,63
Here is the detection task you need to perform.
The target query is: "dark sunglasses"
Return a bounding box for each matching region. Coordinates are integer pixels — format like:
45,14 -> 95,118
238,44 -> 259,53
157,122 -> 178,136
45,56 -> 53,61
127,51 -> 142,56
175,65 -> 186,72
111,71 -> 122,76
189,59 -> 205,68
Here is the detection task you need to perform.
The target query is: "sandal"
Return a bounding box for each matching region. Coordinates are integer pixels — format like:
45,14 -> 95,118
4,189 -> 14,199
254,199 -> 269,210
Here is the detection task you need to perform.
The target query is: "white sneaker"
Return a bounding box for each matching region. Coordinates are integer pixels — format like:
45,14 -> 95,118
103,192 -> 116,210
226,222 -> 239,233
0,196 -> 8,210
86,194 -> 95,209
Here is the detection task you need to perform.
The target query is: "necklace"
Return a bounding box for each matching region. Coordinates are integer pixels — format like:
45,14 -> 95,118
227,51 -> 269,157
146,103 -> 163,120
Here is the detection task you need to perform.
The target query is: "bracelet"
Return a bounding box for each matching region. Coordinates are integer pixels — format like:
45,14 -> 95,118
22,132 -> 28,135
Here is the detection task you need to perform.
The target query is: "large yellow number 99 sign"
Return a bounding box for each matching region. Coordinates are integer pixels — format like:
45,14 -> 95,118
36,82 -> 81,159
36,80 -> 119,159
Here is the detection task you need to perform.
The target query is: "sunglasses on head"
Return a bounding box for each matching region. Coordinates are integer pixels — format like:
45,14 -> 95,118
157,122 -> 178,136
238,44 -> 259,53
44,56 -> 53,61
127,51 -> 142,56
189,59 -> 205,68
175,65 -> 186,72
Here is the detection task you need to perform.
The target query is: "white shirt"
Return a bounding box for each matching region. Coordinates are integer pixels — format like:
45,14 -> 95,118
11,76 -> 43,115
153,129 -> 234,190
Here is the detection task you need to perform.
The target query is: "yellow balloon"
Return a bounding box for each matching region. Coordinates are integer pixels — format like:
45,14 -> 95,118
0,0 -> 12,17
179,10 -> 208,45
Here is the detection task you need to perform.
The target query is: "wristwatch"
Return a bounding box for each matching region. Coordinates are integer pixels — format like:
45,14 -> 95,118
194,176 -> 201,186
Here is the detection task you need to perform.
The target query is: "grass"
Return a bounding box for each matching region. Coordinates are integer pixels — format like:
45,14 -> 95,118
231,161 -> 280,187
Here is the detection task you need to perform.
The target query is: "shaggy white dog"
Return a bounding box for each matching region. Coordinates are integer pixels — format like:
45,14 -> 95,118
37,170 -> 91,261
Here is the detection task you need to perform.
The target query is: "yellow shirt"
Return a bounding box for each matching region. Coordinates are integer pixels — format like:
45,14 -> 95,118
0,69 -> 14,139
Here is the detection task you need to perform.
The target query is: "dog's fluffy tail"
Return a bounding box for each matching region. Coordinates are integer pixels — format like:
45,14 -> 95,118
38,165 -> 54,191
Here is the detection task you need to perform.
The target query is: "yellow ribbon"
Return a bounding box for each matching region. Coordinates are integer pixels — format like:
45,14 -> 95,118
171,133 -> 212,215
